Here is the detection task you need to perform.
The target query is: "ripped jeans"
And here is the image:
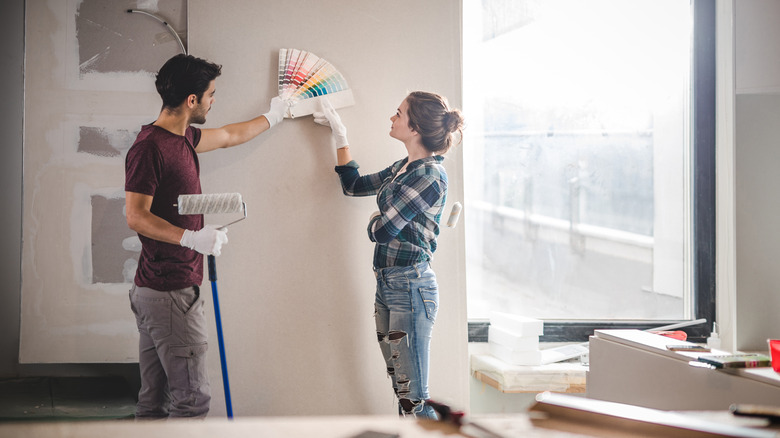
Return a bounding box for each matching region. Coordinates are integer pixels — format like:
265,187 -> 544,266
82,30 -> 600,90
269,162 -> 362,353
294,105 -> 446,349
374,261 -> 439,419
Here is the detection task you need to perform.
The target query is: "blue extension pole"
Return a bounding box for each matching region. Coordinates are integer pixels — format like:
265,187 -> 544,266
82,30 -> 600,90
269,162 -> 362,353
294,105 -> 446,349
208,254 -> 233,419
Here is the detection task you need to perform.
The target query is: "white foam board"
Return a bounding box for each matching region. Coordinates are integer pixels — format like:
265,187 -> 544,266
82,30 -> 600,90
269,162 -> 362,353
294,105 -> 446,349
489,311 -> 544,337
488,324 -> 539,351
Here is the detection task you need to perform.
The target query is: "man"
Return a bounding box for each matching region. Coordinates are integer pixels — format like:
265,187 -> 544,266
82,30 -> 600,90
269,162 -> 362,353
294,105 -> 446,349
124,54 -> 285,419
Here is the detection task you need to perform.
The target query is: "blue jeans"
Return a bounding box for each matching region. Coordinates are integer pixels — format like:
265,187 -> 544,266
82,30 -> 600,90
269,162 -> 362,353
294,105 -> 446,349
374,261 -> 439,419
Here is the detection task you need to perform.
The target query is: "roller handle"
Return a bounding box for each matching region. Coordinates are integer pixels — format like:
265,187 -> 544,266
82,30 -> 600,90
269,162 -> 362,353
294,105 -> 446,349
208,255 -> 217,281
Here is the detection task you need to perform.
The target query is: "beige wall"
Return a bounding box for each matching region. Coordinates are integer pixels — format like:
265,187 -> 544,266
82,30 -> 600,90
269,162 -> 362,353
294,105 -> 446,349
188,0 -> 467,417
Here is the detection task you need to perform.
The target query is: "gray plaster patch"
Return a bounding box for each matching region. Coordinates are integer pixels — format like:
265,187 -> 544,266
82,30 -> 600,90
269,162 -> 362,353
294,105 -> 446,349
76,0 -> 187,76
78,126 -> 137,157
91,196 -> 138,284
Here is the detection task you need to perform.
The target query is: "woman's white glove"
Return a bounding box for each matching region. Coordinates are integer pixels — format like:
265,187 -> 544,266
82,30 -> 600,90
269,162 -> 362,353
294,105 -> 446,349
180,224 -> 229,256
313,98 -> 349,148
367,210 -> 381,233
263,96 -> 287,128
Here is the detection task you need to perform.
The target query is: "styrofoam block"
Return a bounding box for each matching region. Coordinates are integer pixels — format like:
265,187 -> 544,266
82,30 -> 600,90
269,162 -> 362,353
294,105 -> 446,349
489,341 -> 543,366
488,325 -> 539,351
489,311 -> 544,337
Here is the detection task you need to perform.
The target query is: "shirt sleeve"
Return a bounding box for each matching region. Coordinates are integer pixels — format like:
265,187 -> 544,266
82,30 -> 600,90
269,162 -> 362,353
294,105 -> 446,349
188,125 -> 202,150
335,160 -> 394,197
125,140 -> 162,196
368,174 -> 445,244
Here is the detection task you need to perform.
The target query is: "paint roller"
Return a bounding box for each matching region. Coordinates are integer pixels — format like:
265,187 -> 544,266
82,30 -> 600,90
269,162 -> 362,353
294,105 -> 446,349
446,201 -> 462,228
176,192 -> 247,228
176,192 -> 246,419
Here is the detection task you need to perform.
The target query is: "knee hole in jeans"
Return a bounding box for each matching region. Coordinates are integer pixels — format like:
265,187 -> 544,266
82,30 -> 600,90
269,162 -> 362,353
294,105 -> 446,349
388,331 -> 407,341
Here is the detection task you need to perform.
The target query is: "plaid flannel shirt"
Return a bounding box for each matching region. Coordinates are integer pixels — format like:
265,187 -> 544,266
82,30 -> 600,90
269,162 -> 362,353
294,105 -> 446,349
335,156 -> 447,268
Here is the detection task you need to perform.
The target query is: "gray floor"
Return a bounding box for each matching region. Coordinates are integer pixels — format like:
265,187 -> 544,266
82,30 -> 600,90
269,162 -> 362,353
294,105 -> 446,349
0,377 -> 135,422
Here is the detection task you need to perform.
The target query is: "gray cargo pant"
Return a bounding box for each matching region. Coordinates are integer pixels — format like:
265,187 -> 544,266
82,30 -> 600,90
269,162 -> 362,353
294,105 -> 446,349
129,284 -> 210,418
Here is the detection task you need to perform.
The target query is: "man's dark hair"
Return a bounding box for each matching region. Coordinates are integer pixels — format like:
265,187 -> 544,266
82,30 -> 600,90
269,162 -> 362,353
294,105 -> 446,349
155,54 -> 222,110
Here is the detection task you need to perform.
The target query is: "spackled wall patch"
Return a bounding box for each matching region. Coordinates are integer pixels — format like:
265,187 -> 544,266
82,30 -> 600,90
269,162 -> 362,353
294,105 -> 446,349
78,126 -> 137,158
65,0 -> 186,91
91,195 -> 139,284
21,0 -> 183,363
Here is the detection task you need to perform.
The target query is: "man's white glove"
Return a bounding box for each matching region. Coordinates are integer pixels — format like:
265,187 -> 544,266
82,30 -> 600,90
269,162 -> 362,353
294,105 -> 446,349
313,98 -> 349,148
180,224 -> 229,256
263,96 -> 287,128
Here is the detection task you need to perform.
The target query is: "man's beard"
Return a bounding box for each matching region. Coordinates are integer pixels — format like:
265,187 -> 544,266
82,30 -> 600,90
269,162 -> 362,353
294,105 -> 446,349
189,102 -> 208,125
190,113 -> 207,125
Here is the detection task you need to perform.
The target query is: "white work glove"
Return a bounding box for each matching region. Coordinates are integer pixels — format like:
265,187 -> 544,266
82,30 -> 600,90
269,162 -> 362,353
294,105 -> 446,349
313,98 -> 349,148
180,224 -> 229,256
263,96 -> 287,128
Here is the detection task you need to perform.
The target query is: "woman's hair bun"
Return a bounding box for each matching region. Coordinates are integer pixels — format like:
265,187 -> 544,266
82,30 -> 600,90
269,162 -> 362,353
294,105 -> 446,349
445,110 -> 465,134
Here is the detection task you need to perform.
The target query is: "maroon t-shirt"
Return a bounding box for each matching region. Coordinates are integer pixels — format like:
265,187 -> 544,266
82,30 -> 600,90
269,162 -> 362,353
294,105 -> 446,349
125,124 -> 204,290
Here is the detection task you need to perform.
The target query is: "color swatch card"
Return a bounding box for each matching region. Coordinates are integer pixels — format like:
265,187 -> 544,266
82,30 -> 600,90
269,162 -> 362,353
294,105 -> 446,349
277,48 -> 355,118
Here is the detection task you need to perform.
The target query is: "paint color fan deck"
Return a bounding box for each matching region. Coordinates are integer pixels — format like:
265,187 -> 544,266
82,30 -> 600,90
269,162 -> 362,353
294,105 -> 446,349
278,48 -> 355,118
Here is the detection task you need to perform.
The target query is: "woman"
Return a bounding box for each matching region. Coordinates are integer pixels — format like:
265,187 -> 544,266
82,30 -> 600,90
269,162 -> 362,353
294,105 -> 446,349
314,92 -> 465,419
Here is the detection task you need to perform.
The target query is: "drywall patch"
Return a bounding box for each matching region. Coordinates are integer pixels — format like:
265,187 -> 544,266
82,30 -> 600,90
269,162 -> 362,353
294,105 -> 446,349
78,126 -> 136,157
76,0 -> 186,76
91,195 -> 138,284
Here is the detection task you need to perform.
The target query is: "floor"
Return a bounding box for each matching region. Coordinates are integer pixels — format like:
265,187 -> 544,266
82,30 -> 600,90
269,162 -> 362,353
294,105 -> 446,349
0,377 -> 136,422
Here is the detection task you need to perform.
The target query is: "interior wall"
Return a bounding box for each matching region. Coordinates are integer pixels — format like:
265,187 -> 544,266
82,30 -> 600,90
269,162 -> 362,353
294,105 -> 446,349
735,0 -> 780,93
0,0 -> 25,377
734,0 -> 780,351
187,0 -> 468,417
20,0 -> 186,363
735,94 -> 780,350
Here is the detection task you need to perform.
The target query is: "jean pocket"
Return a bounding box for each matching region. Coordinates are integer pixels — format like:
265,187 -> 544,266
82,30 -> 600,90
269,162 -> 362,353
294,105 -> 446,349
418,286 -> 439,322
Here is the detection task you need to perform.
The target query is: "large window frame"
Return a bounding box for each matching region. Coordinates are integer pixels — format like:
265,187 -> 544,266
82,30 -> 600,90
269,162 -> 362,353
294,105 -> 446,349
467,0 -> 716,343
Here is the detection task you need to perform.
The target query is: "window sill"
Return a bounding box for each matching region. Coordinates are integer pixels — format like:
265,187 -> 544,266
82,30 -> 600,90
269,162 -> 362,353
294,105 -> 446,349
470,353 -> 587,394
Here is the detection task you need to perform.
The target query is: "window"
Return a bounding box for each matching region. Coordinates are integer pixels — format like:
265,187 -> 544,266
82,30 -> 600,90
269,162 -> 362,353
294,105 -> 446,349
463,0 -> 715,342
